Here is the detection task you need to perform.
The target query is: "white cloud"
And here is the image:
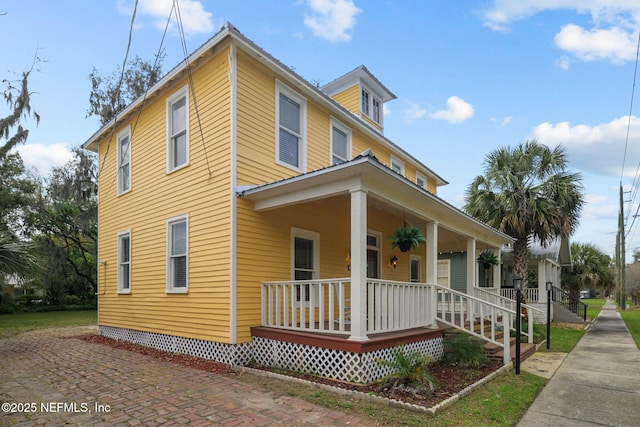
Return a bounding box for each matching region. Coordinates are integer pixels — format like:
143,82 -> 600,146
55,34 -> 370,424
479,1 -> 640,64
304,0 -> 362,42
118,0 -> 213,37
15,143 -> 73,175
528,115 -> 640,177
581,194 -> 617,221
555,24 -> 637,63
402,101 -> 427,122
501,116 -> 512,127
428,96 -> 475,124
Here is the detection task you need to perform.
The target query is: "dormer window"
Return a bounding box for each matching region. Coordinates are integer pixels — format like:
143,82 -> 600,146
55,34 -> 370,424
372,98 -> 381,123
361,87 -> 382,125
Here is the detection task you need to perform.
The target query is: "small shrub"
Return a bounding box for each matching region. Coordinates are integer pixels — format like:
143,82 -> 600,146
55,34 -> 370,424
377,345 -> 436,397
443,332 -> 489,368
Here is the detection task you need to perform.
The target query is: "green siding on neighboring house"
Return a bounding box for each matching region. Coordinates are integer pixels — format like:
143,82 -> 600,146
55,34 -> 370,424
438,252 -> 466,292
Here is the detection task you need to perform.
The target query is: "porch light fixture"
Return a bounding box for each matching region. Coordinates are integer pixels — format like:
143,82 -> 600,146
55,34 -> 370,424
546,281 -> 553,350
390,255 -> 398,268
513,277 -> 522,374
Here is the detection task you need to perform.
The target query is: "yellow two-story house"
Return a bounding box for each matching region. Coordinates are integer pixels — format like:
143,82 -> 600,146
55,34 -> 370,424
83,23 -> 513,383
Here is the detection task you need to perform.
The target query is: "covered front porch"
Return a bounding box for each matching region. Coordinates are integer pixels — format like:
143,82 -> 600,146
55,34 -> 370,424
239,153 -> 517,381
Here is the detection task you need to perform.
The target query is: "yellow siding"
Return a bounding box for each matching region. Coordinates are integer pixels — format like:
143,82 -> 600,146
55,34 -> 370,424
96,40 -> 437,345
330,83 -> 360,115
235,196 -> 426,341
97,45 -> 233,343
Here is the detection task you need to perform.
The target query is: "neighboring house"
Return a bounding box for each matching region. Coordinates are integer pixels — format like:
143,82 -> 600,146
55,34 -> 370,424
83,23 -> 513,382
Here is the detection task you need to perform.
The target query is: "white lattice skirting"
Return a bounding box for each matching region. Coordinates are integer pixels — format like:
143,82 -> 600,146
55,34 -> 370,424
99,326 -> 444,383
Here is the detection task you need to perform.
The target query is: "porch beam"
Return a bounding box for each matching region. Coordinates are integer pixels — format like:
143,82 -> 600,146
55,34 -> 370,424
349,187 -> 368,341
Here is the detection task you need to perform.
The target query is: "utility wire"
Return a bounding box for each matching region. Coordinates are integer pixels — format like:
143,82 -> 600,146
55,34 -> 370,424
107,2 -> 174,191
622,29 -> 640,237
174,0 -> 213,178
98,0 -> 139,178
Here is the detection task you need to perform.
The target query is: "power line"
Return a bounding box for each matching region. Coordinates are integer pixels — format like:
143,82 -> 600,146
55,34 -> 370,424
622,29 -> 640,237
97,0 -> 139,178
174,0 -> 213,178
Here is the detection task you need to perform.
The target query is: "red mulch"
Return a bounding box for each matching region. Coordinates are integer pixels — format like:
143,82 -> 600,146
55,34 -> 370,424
70,334 -> 502,409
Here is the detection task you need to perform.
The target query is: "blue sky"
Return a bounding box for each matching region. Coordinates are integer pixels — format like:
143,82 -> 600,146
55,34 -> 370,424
3,0 -> 640,261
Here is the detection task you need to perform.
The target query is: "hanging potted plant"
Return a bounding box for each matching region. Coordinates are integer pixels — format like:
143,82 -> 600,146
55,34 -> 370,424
388,224 -> 426,252
477,250 -> 499,269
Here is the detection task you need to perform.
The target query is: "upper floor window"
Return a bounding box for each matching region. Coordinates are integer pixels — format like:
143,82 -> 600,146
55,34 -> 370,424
361,89 -> 370,116
361,87 -> 382,125
116,127 -> 131,195
117,231 -> 131,294
167,215 -> 188,293
276,81 -> 307,171
372,98 -> 381,123
416,172 -> 426,189
330,117 -> 352,165
167,86 -> 189,173
390,155 -> 405,175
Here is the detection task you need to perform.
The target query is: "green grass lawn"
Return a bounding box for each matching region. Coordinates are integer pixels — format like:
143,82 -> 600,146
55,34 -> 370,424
620,303 -> 640,349
0,310 -> 97,338
582,298 -> 607,321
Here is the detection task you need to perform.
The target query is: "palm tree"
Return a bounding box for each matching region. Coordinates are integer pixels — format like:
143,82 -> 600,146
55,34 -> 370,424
464,141 -> 584,291
564,242 -> 613,300
0,233 -> 37,279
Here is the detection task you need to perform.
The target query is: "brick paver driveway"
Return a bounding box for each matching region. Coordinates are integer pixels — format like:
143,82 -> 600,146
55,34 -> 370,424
0,326 -> 376,426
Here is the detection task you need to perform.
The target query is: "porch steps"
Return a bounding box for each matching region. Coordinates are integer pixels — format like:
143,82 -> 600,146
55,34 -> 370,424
483,338 -> 537,363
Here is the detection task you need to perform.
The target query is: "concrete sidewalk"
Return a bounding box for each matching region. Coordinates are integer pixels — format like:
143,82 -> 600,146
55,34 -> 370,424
518,299 -> 640,427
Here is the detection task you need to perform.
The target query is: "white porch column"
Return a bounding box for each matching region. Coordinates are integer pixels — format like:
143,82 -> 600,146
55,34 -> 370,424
538,260 -> 547,303
425,221 -> 438,328
349,187 -> 368,341
493,248 -> 501,288
426,221 -> 438,285
466,238 -> 476,295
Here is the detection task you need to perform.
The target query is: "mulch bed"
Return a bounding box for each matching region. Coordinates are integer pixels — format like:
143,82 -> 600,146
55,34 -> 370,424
71,334 -> 502,409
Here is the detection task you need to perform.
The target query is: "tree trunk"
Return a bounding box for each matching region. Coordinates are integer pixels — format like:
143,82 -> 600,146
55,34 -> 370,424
513,238 -> 529,293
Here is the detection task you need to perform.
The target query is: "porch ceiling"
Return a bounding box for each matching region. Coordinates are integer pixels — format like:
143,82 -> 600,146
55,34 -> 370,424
238,153 -> 513,249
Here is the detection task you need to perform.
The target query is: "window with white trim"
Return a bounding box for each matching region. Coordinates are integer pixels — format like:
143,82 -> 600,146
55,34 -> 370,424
372,98 -> 381,123
437,259 -> 450,288
390,155 -> 405,175
291,228 -> 319,305
367,231 -> 381,279
117,231 -> 131,293
330,117 -> 351,165
276,81 -> 306,171
167,86 -> 188,172
361,86 -> 382,125
361,88 -> 370,116
167,215 -> 188,293
410,255 -> 421,283
416,172 -> 426,189
117,128 -> 131,195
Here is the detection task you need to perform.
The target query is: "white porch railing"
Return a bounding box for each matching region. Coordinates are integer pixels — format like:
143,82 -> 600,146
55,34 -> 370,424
500,287 -> 539,302
261,278 -> 353,335
262,279 -> 546,365
474,287 -> 543,345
